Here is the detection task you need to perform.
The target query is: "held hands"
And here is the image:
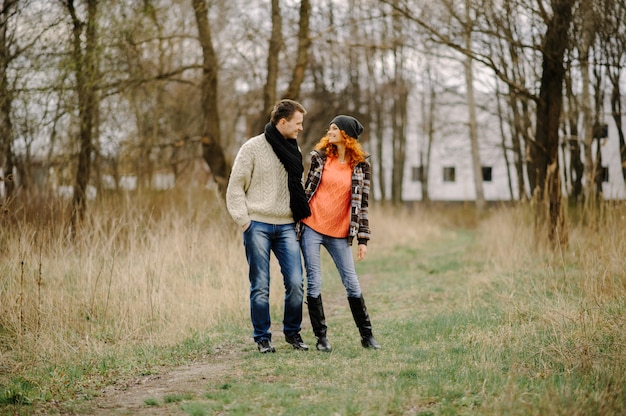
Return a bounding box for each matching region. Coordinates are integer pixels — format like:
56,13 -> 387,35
357,244 -> 367,261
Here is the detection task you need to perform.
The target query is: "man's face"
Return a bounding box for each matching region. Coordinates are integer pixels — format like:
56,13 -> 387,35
276,111 -> 304,139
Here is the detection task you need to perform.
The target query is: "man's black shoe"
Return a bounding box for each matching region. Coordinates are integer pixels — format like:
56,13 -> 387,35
285,333 -> 309,351
257,339 -> 276,353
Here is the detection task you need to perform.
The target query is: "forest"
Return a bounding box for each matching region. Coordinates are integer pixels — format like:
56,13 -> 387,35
0,0 -> 625,243
1,2 -> 626,413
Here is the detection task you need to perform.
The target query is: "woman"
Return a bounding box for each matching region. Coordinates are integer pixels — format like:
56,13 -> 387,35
298,115 -> 381,351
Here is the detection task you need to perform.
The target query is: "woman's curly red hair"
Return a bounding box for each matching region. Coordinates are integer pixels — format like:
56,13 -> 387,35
314,130 -> 366,169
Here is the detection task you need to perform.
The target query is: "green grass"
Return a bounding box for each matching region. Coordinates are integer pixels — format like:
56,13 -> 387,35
2,208 -> 625,415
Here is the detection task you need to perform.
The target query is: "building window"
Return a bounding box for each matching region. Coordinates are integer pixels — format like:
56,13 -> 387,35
482,166 -> 493,182
600,166 -> 609,182
411,166 -> 422,182
443,167 -> 455,182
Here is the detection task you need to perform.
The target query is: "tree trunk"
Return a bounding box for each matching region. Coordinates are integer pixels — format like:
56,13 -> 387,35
602,0 -> 626,182
68,0 -> 99,232
610,84 -> 626,180
592,62 -> 606,196
578,0 -> 597,211
192,0 -> 230,199
391,79 -> 407,204
390,4 -> 407,205
564,64 -> 584,201
252,0 -> 281,134
507,87 -> 528,202
531,0 -> 574,247
495,83 -> 514,201
375,96 -> 386,202
365,43 -> 386,202
282,0 -> 310,101
463,4 -> 485,211
519,98 -> 534,201
0,0 -> 17,201
420,65 -> 436,204
252,0 -> 311,135
501,0 -> 528,202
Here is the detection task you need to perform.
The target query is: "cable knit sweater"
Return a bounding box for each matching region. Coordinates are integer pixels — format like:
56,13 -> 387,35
226,133 -> 294,227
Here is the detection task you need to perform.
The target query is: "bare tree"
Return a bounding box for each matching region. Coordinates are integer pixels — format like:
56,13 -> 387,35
460,0 -> 485,211
494,80 -> 515,201
388,0 -> 528,208
364,40 -> 387,202
390,3 -> 408,204
530,0 -> 575,246
6,0 -> 625,222
563,56 -> 584,202
256,0 -> 281,133
350,0 -> 414,204
389,0 -> 578,244
420,61 -> 438,204
66,0 -> 100,231
598,0 -> 626,182
0,0 -> 18,202
486,1 -> 532,202
191,0 -> 229,198
575,0 -> 599,208
282,0 -> 310,101
251,0 -> 311,135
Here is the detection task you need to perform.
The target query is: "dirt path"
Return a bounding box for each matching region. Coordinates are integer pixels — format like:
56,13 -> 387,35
71,290 -> 353,414
83,347 -> 245,415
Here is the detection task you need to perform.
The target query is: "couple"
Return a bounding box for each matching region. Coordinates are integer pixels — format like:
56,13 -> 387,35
226,99 -> 381,354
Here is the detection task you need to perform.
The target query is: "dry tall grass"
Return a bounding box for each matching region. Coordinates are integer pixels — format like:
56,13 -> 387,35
473,202 -> 626,402
0,190 -> 250,370
1,192 -> 624,401
475,202 -> 626,301
0,194 -> 445,371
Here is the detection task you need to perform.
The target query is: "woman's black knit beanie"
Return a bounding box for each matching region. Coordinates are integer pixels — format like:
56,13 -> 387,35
330,115 -> 364,140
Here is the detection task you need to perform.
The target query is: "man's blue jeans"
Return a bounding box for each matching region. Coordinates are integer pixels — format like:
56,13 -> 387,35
243,221 -> 304,343
300,224 -> 363,299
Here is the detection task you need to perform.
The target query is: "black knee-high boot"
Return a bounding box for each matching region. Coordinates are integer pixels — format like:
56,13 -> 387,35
307,295 -> 332,352
348,296 -> 381,349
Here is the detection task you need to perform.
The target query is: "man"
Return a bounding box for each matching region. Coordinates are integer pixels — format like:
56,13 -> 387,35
226,99 -> 311,353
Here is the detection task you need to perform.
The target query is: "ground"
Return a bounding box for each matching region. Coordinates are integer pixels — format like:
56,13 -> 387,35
85,346 -> 244,416
46,287 -> 351,414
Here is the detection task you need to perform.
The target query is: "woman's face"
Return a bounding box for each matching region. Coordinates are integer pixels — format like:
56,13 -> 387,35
328,124 -> 344,145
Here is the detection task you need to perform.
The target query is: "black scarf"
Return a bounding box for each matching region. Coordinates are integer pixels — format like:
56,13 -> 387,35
264,122 -> 311,222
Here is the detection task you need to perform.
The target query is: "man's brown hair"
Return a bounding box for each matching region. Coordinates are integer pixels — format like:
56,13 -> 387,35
270,99 -> 307,125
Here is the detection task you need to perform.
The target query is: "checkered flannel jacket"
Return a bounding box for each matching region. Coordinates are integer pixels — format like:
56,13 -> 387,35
297,149 -> 371,246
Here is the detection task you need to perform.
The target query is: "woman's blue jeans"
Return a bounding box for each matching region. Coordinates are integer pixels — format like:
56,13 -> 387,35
243,221 -> 304,343
300,224 -> 363,298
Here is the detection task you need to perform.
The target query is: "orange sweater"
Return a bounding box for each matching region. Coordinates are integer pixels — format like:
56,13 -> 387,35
302,157 -> 352,238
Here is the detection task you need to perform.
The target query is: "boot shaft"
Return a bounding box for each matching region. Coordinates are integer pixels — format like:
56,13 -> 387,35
307,295 -> 327,337
348,296 -> 373,338
348,296 -> 381,349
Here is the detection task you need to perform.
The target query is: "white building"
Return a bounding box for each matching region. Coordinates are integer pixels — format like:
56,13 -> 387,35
393,88 -> 626,203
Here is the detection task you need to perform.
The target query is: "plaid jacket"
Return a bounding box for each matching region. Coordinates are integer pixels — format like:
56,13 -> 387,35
297,149 -> 371,246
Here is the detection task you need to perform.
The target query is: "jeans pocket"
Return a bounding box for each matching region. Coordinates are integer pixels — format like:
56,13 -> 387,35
243,220 -> 255,234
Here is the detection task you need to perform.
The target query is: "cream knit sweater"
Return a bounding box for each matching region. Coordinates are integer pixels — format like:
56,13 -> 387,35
226,134 -> 294,227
